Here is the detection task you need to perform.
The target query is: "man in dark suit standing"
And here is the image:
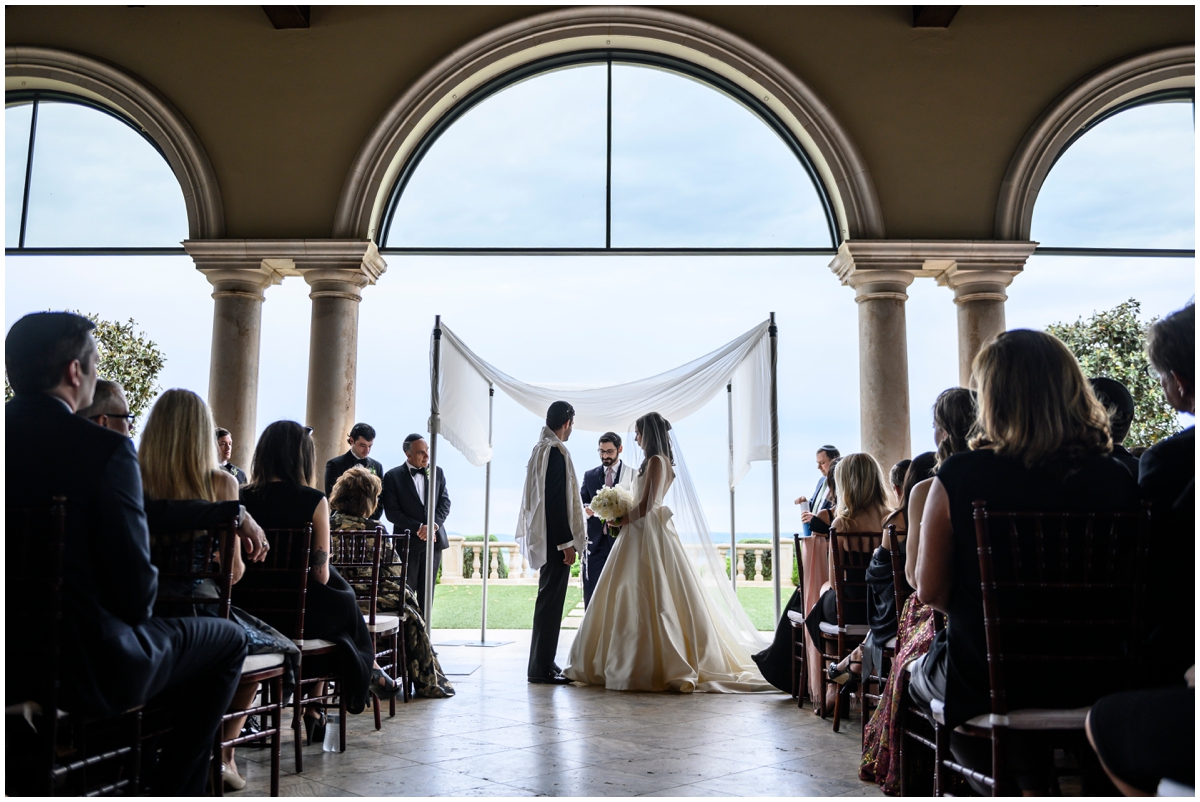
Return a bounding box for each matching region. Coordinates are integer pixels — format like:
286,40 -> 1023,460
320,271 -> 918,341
5,312 -> 250,796
324,422 -> 384,519
580,431 -> 636,607
381,433 -> 450,617
215,426 -> 248,485
796,444 -> 839,536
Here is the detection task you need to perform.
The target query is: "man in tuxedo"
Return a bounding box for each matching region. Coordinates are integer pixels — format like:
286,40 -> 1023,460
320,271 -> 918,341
516,402 -> 585,685
795,444 -> 839,535
381,433 -> 450,617
76,379 -> 135,438
580,431 -> 636,607
324,422 -> 384,519
5,312 -> 254,796
215,426 -> 248,485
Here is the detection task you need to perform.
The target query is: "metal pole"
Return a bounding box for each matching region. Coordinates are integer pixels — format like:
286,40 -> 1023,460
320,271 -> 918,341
425,316 -> 442,635
481,385 -> 494,643
727,383 -> 736,591
768,312 -> 782,620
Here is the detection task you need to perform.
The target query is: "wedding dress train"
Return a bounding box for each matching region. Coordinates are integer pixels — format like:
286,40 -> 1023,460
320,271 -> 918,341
564,454 -> 774,693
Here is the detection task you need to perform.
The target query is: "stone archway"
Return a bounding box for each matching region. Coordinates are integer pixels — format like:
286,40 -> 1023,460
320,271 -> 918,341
332,6 -> 885,245
6,46 -> 226,241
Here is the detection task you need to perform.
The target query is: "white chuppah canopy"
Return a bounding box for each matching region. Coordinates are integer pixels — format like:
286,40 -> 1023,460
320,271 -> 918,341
423,316 -> 783,641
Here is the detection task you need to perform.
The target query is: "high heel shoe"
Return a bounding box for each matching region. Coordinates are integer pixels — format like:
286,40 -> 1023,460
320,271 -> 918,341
303,709 -> 326,746
222,761 -> 247,791
369,667 -> 402,701
827,661 -> 860,685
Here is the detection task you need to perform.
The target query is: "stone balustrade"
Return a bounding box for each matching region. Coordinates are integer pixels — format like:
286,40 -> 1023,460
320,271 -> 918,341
440,535 -> 792,587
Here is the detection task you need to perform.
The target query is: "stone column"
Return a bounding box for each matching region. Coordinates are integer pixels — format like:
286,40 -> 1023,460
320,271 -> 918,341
185,241 -> 286,471
296,242 -> 387,469
830,242 -> 926,471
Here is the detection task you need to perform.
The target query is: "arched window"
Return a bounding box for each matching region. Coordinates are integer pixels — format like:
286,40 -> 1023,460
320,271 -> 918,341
5,91 -> 189,250
1032,91 -> 1195,251
380,52 -> 838,251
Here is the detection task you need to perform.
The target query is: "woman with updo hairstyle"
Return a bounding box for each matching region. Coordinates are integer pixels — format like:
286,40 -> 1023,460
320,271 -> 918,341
329,467 -> 455,699
908,330 -> 1137,793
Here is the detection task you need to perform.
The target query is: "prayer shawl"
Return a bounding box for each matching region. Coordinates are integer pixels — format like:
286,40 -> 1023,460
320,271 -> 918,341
515,426 -> 586,571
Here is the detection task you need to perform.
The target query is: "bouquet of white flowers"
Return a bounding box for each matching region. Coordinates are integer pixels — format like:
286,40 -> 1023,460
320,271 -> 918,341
589,485 -> 635,537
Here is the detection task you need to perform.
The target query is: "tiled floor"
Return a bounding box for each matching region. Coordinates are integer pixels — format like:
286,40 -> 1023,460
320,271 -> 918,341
230,629 -> 884,797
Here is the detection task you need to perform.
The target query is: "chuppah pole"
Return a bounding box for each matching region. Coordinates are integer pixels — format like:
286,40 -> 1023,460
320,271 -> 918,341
727,382 -> 736,591
481,385 -> 494,643
769,312 -> 782,620
426,315 -> 443,636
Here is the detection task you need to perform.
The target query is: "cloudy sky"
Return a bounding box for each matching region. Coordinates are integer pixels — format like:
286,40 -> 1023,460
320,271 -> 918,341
5,65 -> 1195,539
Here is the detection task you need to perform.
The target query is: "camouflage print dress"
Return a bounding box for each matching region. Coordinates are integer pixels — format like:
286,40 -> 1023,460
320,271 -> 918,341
330,513 -> 454,698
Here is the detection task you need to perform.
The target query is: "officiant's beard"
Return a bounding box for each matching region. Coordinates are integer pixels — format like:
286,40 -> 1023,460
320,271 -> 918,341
601,451 -> 620,468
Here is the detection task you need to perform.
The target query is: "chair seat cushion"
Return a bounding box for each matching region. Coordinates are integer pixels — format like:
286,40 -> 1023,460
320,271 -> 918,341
242,653 -> 286,674
884,636 -> 897,649
365,613 -> 401,633
293,638 -> 337,651
960,707 -> 1091,732
819,621 -> 869,637
787,610 -> 805,625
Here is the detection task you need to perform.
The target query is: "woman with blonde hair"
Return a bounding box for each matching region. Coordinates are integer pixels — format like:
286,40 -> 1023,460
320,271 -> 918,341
909,330 -> 1138,793
139,389 -> 298,790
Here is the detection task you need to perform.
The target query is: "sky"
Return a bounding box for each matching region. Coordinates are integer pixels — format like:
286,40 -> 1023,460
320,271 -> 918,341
4,67 -> 1195,541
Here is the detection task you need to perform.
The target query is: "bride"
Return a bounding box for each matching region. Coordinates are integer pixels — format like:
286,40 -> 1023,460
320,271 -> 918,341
563,412 -> 775,693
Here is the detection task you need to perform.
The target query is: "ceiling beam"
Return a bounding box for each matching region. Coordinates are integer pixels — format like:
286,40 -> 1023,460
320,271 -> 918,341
912,6 -> 959,28
261,6 -> 310,29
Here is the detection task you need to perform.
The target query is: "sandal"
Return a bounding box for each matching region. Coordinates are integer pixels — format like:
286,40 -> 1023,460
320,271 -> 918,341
303,708 -> 326,745
369,667 -> 402,701
827,660 -> 862,685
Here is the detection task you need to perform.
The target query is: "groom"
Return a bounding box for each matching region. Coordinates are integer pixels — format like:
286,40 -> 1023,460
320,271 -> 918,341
580,431 -> 636,607
516,401 -> 586,685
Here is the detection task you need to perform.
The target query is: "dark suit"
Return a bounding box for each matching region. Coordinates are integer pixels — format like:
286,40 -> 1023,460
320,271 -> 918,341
324,450 -> 385,519
579,461 -> 630,607
1110,444 -> 1140,478
528,448 -> 574,679
1138,426 -> 1195,677
381,462 -> 450,617
5,393 -> 247,796
806,476 -> 833,535
220,461 -> 247,486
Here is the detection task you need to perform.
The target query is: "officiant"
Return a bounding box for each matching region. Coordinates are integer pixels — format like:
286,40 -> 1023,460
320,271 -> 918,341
580,432 -> 637,607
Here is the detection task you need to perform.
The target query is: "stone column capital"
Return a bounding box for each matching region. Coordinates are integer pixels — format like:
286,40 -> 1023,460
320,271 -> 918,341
830,243 -> 921,303
295,241 -> 387,303
184,239 -> 387,301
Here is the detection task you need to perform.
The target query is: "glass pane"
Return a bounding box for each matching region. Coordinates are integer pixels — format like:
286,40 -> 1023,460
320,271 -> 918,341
6,103 -> 34,247
610,64 -> 831,248
387,64 -> 607,247
23,101 -> 188,247
1033,101 -> 1195,249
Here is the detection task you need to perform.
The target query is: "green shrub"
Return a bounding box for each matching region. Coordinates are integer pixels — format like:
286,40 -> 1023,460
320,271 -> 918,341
462,534 -> 509,579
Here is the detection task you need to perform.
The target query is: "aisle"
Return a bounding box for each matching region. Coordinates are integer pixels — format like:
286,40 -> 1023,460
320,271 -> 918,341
231,628 -> 881,797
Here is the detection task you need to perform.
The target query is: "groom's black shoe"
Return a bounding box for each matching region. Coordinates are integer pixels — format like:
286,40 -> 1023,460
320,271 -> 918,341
528,672 -> 572,685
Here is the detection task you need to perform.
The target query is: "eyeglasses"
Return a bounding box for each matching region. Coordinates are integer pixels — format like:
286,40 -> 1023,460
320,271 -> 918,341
91,412 -> 136,422
598,448 -> 618,456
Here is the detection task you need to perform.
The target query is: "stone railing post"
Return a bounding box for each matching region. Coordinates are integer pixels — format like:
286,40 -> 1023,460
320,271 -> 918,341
444,535 -> 464,582
736,544 -> 746,583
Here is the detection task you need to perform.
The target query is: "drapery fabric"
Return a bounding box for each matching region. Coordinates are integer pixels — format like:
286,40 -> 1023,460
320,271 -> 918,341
513,426 -> 587,573
435,321 -> 772,488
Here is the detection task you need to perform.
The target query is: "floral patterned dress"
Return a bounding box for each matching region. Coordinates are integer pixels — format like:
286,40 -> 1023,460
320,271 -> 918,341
859,595 -> 936,794
330,513 -> 455,699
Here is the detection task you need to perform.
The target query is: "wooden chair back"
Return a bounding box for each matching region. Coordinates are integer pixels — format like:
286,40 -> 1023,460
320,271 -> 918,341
972,500 -> 1149,717
230,527 -> 314,641
828,527 -> 884,618
329,527 -> 385,623
6,497 -> 66,715
887,525 -> 914,619
377,532 -> 411,622
148,521 -> 237,620
792,532 -> 805,599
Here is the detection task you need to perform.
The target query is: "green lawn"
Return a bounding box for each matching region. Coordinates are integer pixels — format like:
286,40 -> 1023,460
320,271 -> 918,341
430,583 -> 780,631
431,585 -> 583,629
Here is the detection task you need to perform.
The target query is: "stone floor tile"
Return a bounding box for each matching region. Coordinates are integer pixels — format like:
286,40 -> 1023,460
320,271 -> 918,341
637,783 -> 743,797
448,749 -> 593,783
618,724 -> 741,751
685,736 -> 827,767
467,723 -> 589,748
387,733 -> 512,764
689,765 -> 868,797
432,781 -> 534,796
318,762 -> 495,796
538,735 -> 677,767
595,752 -> 759,785
503,764 -> 685,796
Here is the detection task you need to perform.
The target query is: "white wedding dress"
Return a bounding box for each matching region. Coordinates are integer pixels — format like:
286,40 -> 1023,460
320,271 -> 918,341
563,454 -> 774,693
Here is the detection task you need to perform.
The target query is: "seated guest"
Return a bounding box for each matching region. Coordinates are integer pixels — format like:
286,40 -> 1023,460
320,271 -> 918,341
887,458 -> 910,507
216,426 -> 248,486
76,378 -> 136,437
1086,304 -> 1195,798
238,421 -> 400,742
325,422 -> 383,519
139,389 -> 298,790
1090,377 -> 1139,476
911,329 -> 1138,793
329,467 -> 455,698
803,453 -> 892,684
904,387 -> 976,589
753,456 -> 841,695
5,312 -> 248,796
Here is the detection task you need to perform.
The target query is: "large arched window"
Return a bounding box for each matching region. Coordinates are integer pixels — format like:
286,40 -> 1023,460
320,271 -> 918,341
380,52 -> 839,252
5,91 -> 188,250
1032,91 -> 1194,251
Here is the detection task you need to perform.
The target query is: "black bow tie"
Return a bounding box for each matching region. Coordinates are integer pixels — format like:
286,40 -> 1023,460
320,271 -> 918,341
410,466 -> 424,477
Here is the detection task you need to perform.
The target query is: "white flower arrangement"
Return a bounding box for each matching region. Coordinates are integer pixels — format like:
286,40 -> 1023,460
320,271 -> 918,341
589,486 -> 635,537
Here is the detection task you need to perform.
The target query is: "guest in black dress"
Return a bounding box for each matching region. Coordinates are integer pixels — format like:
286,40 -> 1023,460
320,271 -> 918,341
910,329 -> 1139,793
237,421 -> 401,737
